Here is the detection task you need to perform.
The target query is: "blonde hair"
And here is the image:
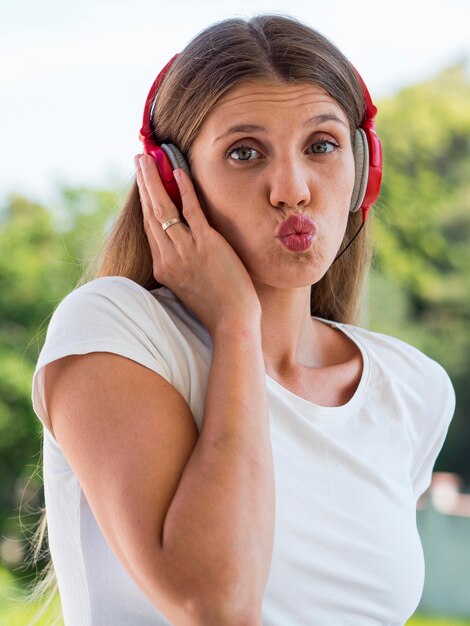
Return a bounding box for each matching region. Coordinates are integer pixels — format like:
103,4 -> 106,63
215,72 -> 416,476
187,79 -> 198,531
30,14 -> 373,617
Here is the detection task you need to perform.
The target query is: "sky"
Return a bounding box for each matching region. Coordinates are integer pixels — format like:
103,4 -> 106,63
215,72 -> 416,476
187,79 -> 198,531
1,0 -> 469,207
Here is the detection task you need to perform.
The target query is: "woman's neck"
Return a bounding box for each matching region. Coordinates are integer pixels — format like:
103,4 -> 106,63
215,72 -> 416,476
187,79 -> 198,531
254,283 -> 320,375
255,282 -> 362,402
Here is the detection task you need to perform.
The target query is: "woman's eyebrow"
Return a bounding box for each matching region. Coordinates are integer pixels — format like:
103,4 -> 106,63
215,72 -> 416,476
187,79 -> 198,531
213,124 -> 266,145
213,114 -> 347,145
305,114 -> 348,128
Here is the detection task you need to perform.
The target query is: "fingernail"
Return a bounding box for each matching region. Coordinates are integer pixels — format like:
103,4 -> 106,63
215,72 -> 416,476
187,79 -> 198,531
173,168 -> 182,184
134,155 -> 141,169
140,155 -> 149,169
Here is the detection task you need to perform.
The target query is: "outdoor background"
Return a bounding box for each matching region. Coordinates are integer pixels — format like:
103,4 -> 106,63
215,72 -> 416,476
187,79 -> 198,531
1,0 -> 469,623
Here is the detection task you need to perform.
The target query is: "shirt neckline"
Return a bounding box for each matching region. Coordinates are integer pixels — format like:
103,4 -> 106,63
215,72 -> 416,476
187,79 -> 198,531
152,286 -> 370,416
265,317 -> 371,417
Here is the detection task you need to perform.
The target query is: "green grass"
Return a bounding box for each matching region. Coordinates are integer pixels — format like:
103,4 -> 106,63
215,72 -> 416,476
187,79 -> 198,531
2,564 -> 470,626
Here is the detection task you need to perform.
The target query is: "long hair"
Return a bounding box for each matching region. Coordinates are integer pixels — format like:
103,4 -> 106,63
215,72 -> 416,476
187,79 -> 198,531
29,14 -> 374,618
80,14 -> 371,322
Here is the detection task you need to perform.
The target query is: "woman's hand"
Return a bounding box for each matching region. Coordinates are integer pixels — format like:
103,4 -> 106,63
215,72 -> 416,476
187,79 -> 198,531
134,154 -> 261,335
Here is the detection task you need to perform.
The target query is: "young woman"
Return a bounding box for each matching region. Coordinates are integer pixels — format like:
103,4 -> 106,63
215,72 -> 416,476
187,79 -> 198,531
32,14 -> 455,626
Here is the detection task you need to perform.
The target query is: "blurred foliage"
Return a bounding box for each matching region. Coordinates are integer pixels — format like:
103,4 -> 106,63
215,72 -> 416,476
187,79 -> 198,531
407,618 -> 470,625
0,63 -> 469,593
0,184 -> 123,569
369,62 -> 470,483
0,564 -> 61,625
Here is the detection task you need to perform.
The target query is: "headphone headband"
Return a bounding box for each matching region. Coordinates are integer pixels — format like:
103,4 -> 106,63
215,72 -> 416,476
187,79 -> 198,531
139,54 -> 179,152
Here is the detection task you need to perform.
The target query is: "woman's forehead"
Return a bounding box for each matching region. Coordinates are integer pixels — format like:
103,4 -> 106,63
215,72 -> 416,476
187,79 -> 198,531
205,80 -> 349,130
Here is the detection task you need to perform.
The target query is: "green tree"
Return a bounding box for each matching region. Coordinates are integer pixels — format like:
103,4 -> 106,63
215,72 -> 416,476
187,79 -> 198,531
0,186 -> 122,567
369,62 -> 470,481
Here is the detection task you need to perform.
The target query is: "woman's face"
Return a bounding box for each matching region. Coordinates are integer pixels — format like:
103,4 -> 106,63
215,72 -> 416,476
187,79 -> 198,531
189,79 -> 356,289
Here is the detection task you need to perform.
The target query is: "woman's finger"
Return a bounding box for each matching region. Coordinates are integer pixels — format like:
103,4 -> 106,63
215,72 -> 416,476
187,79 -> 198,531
173,168 -> 210,240
134,156 -> 168,251
138,154 -> 190,244
139,155 -> 180,221
135,156 -> 180,241
133,156 -> 152,214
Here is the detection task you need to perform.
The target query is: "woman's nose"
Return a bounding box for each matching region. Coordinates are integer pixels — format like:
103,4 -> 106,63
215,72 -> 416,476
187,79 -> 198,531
268,158 -> 311,210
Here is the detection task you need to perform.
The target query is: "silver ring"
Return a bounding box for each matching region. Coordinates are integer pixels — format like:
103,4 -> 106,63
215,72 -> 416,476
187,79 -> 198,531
161,217 -> 182,231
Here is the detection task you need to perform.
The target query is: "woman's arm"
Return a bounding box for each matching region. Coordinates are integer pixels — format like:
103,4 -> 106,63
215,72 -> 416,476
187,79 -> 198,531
46,316 -> 273,624
44,160 -> 275,625
161,317 -> 274,623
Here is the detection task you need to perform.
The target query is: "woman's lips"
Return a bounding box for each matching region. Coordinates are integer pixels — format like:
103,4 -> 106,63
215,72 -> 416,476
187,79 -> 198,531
276,214 -> 317,252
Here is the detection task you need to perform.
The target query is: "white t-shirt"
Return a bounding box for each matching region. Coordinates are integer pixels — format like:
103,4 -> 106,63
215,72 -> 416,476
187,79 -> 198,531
31,276 -> 455,626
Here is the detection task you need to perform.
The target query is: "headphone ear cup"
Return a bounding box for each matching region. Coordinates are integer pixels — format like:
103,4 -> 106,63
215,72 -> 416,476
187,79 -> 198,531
161,143 -> 192,179
146,145 -> 183,211
350,128 -> 369,213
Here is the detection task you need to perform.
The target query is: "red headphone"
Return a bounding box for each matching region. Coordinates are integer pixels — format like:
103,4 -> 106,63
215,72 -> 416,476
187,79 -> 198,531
139,55 -> 382,220
352,72 -> 383,220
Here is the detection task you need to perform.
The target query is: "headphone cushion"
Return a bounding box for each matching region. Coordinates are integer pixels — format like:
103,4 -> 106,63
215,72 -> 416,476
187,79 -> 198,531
161,143 -> 191,178
350,128 -> 369,213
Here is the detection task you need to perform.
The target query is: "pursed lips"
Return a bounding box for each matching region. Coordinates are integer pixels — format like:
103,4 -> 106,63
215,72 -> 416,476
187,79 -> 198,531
276,214 -> 317,238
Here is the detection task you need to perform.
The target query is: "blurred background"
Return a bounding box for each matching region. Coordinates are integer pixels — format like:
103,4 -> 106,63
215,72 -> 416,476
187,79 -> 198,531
1,0 -> 469,623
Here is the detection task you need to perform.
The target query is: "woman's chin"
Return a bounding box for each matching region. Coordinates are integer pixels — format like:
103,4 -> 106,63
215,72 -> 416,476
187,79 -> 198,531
250,267 -> 330,290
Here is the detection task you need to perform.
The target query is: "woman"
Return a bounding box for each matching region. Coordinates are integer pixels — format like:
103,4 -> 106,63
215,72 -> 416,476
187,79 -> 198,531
32,14 -> 454,625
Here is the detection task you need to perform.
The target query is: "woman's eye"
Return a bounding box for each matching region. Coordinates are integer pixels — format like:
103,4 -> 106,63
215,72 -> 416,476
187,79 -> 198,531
227,145 -> 261,161
310,140 -> 338,154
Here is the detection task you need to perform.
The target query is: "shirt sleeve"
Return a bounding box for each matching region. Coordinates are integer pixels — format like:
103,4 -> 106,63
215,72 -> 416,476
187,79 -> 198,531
31,276 -> 174,436
409,361 -> 456,499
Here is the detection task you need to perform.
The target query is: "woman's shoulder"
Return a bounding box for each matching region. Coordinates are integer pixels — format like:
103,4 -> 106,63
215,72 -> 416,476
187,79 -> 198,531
51,276 -> 180,328
58,275 -> 157,309
34,277 -> 211,435
341,322 -> 455,414
37,276 -> 190,381
343,322 -> 446,373
41,275 -> 210,375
